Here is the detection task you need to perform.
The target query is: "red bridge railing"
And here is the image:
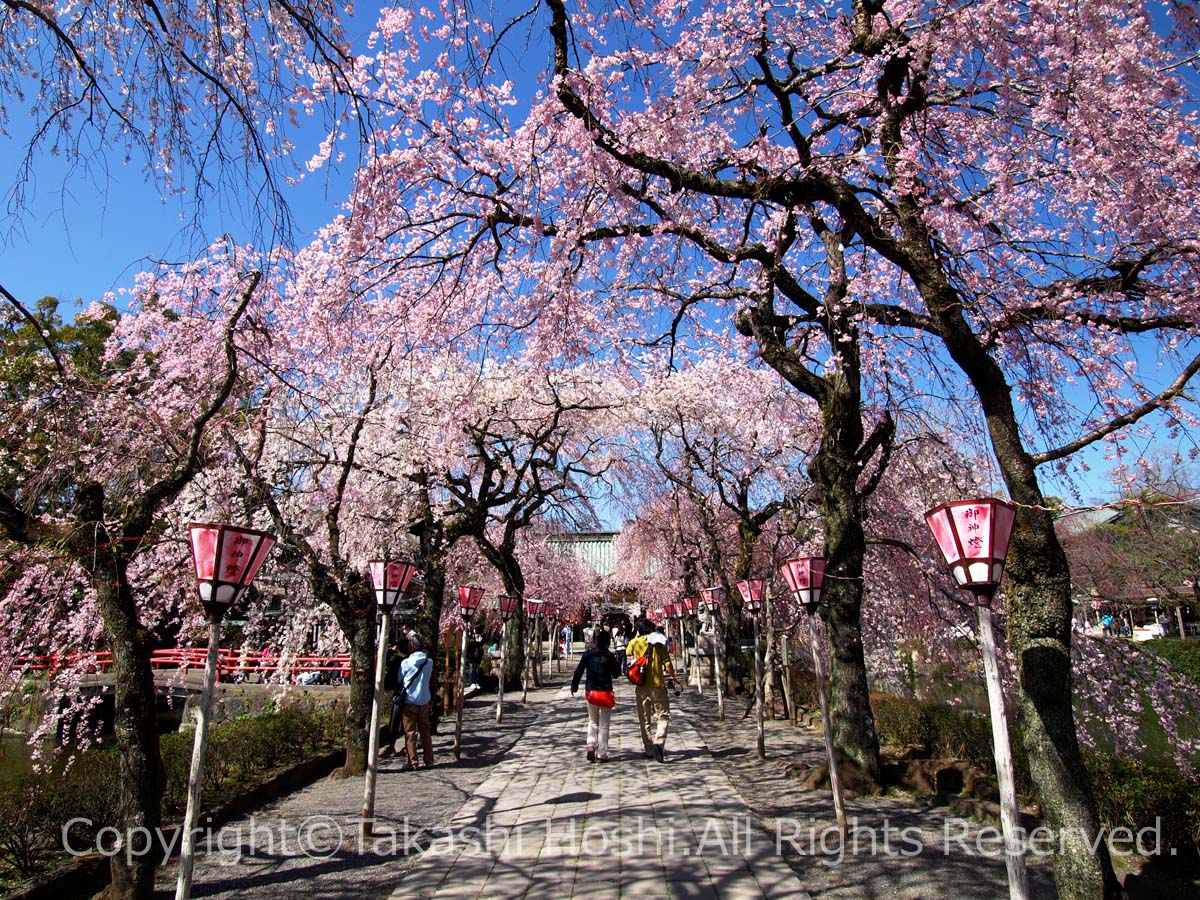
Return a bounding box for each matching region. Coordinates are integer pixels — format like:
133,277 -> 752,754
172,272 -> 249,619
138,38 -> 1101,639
14,650 -> 352,684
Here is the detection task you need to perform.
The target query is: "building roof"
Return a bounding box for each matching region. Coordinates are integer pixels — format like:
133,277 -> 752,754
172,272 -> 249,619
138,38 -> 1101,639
548,531 -> 619,577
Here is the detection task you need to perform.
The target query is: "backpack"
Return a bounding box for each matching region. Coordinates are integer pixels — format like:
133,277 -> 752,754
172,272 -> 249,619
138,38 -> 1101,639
626,653 -> 649,686
626,643 -> 660,686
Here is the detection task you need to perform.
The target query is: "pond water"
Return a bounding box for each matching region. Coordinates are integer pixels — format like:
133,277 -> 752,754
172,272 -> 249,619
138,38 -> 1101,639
0,731 -> 39,786
0,706 -> 184,786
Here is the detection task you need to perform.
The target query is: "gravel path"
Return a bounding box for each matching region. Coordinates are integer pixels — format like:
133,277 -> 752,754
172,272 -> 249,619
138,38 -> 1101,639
154,664 -> 1067,900
153,681 -> 555,900
672,685 -> 1058,899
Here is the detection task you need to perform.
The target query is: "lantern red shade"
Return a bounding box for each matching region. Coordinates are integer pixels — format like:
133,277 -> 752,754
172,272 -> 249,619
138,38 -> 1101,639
779,557 -> 826,609
682,596 -> 699,614
736,578 -> 765,613
458,585 -> 485,620
498,595 -> 519,620
700,586 -> 723,608
188,523 -> 276,623
368,559 -> 419,611
924,498 -> 1017,600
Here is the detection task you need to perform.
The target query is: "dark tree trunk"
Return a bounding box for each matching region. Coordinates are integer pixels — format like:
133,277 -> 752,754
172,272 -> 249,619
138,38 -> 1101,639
927,287 -> 1122,899
504,605 -> 527,689
810,395 -> 881,785
748,304 -> 884,786
328,600 -> 375,778
417,553 -> 447,677
477,542 -> 527,688
68,488 -> 164,900
415,556 -> 448,729
986,395 -> 1120,898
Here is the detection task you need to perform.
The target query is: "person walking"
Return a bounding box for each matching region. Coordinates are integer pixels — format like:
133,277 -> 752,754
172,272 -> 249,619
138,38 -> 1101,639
465,629 -> 484,691
398,634 -> 436,770
570,630 -> 621,762
625,619 -> 678,762
561,622 -> 574,657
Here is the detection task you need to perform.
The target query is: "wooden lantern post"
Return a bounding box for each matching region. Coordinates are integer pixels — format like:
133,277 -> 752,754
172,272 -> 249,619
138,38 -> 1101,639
361,558 -> 418,838
177,523 -> 276,900
682,596 -> 701,695
780,556 -> 846,835
496,595 -> 519,722
700,587 -> 726,720
454,585 -> 484,760
736,579 -> 767,761
926,498 -> 1027,900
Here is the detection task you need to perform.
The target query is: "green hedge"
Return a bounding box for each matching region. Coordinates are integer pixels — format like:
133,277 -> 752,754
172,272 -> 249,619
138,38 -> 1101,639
0,706 -> 340,888
871,692 -> 1031,787
1146,639 -> 1200,689
1084,749 -> 1200,853
871,690 -> 1200,851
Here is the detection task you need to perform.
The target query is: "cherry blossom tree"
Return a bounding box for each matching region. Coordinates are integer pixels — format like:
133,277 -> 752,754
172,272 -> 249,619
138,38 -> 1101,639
0,243 -> 276,900
309,3 -> 1200,893
402,363 -> 619,684
228,348 -> 409,777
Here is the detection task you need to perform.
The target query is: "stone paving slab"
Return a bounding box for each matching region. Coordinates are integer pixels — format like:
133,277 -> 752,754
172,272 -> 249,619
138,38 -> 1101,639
387,681 -> 814,900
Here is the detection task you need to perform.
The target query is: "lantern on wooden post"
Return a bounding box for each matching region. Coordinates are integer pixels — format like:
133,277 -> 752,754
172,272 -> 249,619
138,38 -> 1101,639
780,556 -> 845,834
361,557 -> 417,838
925,498 -> 1026,900
736,578 -> 767,760
496,595 -> 519,722
522,598 -> 543,702
177,524 -> 275,900
700,586 -> 726,719
454,585 -> 484,760
682,596 -> 701,696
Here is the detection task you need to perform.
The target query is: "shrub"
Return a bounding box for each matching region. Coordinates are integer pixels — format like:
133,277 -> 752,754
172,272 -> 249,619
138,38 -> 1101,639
0,780 -> 55,877
0,705 -> 341,883
788,669 -> 819,710
871,692 -> 1032,795
871,693 -> 933,749
1084,748 -> 1200,853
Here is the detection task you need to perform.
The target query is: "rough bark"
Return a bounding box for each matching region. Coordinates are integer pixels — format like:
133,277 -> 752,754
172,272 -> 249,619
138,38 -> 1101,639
71,488 -> 165,900
744,303 -> 885,785
976,370 -> 1121,898
325,582 -> 375,778
809,397 -> 881,784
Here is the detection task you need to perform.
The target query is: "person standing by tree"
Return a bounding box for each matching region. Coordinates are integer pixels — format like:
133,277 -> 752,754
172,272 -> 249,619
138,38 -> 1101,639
570,630 -> 621,762
398,634 -> 435,770
465,629 -> 484,692
625,619 -> 678,762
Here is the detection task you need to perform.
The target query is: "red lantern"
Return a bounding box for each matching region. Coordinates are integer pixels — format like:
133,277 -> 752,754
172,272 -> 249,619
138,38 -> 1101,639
368,558 -> 419,611
498,595 -> 520,621
188,523 -> 276,623
736,578 -> 765,614
779,557 -> 826,609
925,498 -> 1016,602
458,585 -> 485,620
700,586 -> 724,609
682,596 -> 699,614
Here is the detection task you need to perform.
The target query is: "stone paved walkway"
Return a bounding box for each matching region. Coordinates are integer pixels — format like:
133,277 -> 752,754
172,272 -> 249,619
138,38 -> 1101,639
389,681 -> 814,900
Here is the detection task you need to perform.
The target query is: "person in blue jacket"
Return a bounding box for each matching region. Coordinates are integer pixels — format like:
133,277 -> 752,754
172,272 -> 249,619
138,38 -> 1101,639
398,634 -> 435,770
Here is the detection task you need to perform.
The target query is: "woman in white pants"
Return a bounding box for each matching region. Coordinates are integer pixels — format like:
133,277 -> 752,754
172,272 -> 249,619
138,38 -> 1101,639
570,630 -> 621,761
